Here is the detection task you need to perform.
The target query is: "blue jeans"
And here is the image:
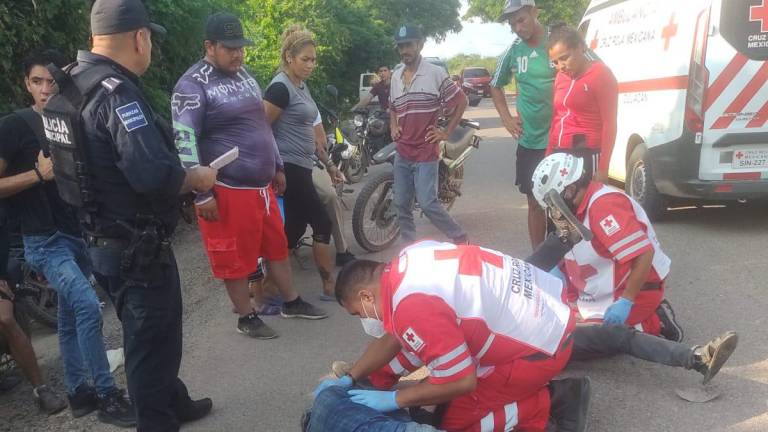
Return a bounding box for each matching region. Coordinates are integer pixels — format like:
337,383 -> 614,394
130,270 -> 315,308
393,155 -> 465,242
308,387 -> 439,432
23,232 -> 115,397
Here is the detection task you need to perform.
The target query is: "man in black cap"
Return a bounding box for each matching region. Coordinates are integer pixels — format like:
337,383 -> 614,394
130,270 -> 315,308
389,25 -> 468,245
172,12 -> 327,341
42,0 -> 216,430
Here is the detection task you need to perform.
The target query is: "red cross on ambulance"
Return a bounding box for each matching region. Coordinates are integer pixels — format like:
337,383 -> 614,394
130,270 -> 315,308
751,0 -> 768,33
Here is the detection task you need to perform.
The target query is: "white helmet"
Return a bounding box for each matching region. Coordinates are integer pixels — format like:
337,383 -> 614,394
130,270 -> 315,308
531,153 -> 586,208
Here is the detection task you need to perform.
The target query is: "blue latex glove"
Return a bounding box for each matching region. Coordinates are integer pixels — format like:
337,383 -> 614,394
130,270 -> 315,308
347,389 -> 400,412
603,297 -> 633,325
314,375 -> 353,398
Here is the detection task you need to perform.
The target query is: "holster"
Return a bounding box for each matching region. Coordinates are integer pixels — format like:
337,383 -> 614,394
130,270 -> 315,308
117,217 -> 171,282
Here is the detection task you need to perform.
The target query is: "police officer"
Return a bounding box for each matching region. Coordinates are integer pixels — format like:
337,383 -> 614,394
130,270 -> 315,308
43,1 -> 216,430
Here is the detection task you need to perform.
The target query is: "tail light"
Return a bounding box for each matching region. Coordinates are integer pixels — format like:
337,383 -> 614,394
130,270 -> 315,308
685,7 -> 712,140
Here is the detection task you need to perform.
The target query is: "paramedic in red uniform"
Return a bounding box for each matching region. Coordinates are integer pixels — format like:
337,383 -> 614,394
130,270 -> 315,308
546,24 -> 618,182
312,241 -> 592,432
530,152 -> 738,385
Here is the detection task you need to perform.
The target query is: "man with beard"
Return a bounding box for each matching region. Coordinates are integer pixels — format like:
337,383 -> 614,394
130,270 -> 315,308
172,13 -> 327,340
389,25 -> 468,245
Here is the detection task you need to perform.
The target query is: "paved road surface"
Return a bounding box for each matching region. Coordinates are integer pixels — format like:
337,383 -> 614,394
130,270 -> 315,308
3,98 -> 767,432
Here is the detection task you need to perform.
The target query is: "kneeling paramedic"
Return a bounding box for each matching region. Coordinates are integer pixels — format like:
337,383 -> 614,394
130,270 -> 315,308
311,240 -> 592,432
530,153 -> 738,385
42,0 -> 217,430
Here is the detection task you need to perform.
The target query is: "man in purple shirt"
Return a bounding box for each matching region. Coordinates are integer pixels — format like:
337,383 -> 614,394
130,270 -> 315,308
173,13 -> 327,340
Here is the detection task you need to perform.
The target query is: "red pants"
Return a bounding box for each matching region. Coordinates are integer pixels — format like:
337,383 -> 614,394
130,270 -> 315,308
578,287 -> 664,336
368,342 -> 572,432
441,342 -> 572,432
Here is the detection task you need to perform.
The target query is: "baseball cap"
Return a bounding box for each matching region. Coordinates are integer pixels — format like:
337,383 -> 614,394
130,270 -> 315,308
394,25 -> 424,44
498,0 -> 536,22
91,0 -> 166,36
205,13 -> 254,48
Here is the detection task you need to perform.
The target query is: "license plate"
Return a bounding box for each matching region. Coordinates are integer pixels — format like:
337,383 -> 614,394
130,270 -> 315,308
732,150 -> 768,169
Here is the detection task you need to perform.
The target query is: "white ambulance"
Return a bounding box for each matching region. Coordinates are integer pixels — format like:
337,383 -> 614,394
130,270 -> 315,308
580,0 -> 768,218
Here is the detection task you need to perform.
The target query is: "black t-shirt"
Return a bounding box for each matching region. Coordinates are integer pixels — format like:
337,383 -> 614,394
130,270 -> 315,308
0,110 -> 80,236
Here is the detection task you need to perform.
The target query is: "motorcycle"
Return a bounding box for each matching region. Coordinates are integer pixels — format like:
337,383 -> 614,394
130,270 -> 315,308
351,118 -> 481,252
350,108 -> 392,177
7,230 -> 58,329
0,250 -> 34,384
321,85 -> 367,186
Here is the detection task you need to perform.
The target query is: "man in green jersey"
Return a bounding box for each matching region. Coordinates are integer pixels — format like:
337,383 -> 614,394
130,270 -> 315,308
491,0 -> 554,249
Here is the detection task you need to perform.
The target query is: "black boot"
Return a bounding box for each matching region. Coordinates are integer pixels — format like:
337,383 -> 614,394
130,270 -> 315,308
177,397 -> 213,424
548,377 -> 592,432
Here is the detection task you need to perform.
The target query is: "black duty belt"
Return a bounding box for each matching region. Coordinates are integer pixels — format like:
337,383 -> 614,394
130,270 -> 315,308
86,235 -> 129,249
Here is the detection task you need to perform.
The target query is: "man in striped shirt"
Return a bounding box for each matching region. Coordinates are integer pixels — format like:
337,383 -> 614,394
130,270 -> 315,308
389,25 -> 468,244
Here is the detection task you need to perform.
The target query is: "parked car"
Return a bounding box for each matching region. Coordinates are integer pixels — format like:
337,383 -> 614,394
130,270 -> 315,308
460,67 -> 492,97
358,72 -> 379,105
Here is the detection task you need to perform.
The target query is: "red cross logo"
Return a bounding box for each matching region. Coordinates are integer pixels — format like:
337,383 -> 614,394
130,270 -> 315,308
589,31 -> 600,50
560,168 -> 569,176
602,218 -> 614,228
661,14 -> 678,51
751,0 -> 768,33
434,246 -> 504,277
736,151 -> 744,159
405,332 -> 416,343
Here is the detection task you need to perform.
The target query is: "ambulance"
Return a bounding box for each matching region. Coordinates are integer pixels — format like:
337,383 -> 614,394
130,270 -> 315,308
580,0 -> 768,218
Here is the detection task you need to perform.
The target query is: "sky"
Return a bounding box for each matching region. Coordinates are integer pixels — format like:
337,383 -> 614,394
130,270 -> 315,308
423,1 -> 516,60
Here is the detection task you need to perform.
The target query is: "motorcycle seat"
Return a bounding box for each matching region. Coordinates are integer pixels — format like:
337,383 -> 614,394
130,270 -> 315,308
442,126 -> 475,160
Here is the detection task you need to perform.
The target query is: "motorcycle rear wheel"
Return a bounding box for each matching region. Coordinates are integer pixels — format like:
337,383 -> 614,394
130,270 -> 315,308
20,268 -> 59,329
352,171 -> 400,252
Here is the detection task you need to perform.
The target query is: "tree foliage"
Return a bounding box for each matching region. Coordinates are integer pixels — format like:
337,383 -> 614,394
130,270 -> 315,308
0,0 -> 462,114
465,0 -> 590,26
238,0 -> 462,105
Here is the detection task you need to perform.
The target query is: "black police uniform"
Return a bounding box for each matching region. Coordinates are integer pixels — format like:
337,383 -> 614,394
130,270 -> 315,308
70,50 -> 194,431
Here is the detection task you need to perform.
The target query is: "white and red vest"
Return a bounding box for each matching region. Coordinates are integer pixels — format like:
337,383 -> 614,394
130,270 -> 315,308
564,186 -> 671,320
387,241 -> 572,357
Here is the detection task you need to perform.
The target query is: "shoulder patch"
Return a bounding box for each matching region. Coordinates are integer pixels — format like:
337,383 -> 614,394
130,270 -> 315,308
115,102 -> 148,132
100,77 -> 123,93
599,214 -> 621,236
402,327 -> 425,352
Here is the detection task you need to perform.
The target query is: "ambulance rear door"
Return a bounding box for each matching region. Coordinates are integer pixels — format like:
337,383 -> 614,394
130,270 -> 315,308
700,0 -> 768,183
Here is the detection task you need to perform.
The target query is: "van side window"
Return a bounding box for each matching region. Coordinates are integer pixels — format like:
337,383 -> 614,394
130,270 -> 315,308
578,20 -> 590,38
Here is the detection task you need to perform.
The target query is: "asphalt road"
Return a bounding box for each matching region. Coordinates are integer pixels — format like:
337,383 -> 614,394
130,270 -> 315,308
3,98 -> 768,432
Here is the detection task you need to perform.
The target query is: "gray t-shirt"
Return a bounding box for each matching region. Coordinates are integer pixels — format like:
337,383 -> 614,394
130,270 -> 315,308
265,71 -> 319,170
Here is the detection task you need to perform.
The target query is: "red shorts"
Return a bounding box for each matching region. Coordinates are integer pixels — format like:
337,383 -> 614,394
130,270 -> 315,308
198,185 -> 288,280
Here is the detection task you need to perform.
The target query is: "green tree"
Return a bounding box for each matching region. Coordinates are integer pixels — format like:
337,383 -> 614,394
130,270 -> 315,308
238,0 -> 462,105
0,0 -> 463,114
465,0 -> 590,26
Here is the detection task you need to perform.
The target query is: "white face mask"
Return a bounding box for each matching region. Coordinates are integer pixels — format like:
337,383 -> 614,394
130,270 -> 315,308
360,296 -> 385,338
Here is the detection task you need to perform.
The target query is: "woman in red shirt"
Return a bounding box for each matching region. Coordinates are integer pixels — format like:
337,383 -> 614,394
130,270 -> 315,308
547,25 -> 618,181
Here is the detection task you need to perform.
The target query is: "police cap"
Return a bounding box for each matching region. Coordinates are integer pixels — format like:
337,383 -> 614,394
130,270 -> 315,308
91,0 -> 167,37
